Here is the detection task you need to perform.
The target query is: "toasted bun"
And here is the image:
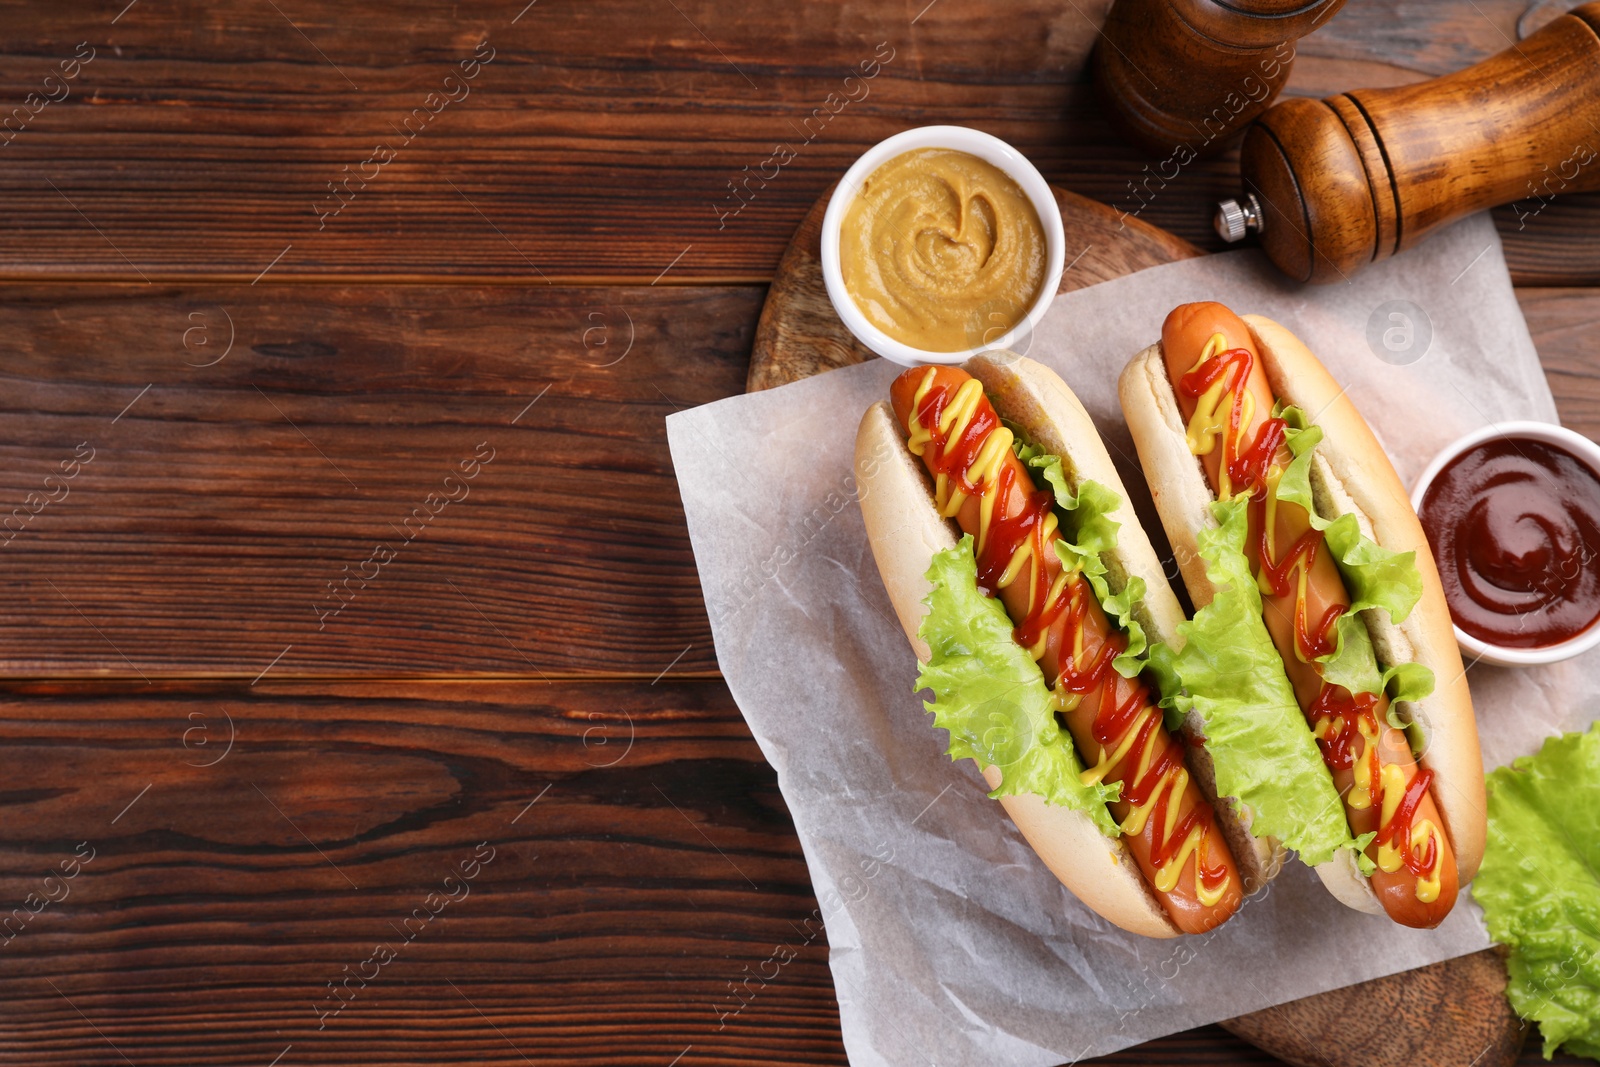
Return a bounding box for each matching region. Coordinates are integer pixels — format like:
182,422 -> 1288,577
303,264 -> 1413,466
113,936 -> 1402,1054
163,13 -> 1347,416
965,353 -> 1282,896
856,395 -> 1176,938
856,353 -> 1275,939
1118,316 -> 1487,914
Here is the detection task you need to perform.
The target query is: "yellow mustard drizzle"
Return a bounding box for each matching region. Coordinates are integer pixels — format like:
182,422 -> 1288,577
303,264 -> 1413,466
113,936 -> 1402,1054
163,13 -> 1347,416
1079,697 -> 1147,789
1346,715 -> 1382,810
1411,821 -> 1442,903
1118,740 -> 1164,834
1183,333 -> 1254,500
1290,569 -> 1316,665
1258,466 -> 1286,593
1261,466 -> 1281,565
1375,763 -> 1411,873
1180,333 -> 1442,905
1165,828 -> 1227,905
1185,376 -> 1230,458
908,366 -> 1230,907
906,367 -> 940,457
1257,463 -> 1329,666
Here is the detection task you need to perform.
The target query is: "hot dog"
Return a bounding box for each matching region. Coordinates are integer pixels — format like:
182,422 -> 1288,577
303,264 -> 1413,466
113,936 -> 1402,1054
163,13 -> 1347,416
858,352 -> 1267,937
1119,302 -> 1487,927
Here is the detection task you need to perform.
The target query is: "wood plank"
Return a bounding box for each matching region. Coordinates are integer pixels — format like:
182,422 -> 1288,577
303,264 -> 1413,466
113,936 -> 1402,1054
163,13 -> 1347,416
0,677 -> 837,1065
0,283 -> 753,679
0,0 -> 1590,285
0,676 -> 1585,1067
1518,287 -> 1600,434
0,283 -> 1591,681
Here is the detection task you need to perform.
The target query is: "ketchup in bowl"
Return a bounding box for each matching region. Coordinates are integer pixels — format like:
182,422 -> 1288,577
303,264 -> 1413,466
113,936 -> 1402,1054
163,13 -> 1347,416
1419,436 -> 1600,650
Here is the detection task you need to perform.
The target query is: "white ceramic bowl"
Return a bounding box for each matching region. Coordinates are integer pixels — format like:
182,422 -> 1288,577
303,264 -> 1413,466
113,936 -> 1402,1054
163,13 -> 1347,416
1411,420 -> 1600,667
819,126 -> 1066,368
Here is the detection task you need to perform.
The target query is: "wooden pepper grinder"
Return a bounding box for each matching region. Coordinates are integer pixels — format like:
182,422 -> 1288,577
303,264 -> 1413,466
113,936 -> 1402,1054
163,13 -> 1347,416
1216,1 -> 1600,282
1094,0 -> 1347,158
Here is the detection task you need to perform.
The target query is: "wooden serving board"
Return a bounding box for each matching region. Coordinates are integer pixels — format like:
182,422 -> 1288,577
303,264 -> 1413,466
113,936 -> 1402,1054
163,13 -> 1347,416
745,182 -> 1523,1067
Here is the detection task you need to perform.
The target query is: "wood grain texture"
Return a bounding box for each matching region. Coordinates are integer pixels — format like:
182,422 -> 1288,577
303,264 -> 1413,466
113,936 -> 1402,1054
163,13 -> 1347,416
0,677 -> 1586,1067
1243,4 -> 1600,282
0,678 -> 827,1066
0,283 -> 1592,686
0,0 -> 1591,285
2,3 -> 1597,1063
1222,949 -> 1525,1067
1521,286 -> 1600,433
1093,0 -> 1341,156
746,182 -> 1201,391
0,283 -> 752,679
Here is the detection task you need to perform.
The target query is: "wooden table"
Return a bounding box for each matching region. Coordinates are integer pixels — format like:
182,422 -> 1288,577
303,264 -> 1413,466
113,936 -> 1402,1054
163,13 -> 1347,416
0,2 -> 1593,1064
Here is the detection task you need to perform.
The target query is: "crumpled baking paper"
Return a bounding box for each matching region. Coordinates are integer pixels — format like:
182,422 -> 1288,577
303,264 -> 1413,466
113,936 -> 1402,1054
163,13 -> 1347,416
666,213 -> 1597,1067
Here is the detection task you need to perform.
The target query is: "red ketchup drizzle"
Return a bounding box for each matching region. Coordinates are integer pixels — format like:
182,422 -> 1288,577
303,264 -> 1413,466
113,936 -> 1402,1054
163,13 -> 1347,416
977,467 -> 1072,649
1181,346 -> 1437,884
1180,349 -> 1343,660
1307,685 -> 1380,771
1230,402 -> 1284,502
1380,768 -> 1437,876
915,385 -> 997,502
1055,583 -> 1226,886
1309,690 -> 1437,875
915,380 -> 1229,893
1251,500 -> 1345,661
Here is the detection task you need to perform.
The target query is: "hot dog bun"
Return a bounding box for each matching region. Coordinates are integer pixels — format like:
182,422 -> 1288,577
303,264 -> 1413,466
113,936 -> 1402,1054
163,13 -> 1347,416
1119,315 -> 1486,914
857,351 -> 1277,938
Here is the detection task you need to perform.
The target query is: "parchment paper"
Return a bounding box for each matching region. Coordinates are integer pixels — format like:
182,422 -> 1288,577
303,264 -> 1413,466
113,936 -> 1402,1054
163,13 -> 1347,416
666,213 -> 1600,1067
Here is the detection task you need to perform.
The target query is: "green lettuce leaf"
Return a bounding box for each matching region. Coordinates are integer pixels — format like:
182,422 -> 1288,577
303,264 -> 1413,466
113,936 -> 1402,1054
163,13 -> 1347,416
1015,443 -> 1149,677
915,534 -> 1122,837
1017,445 -> 1120,577
1350,829 -> 1378,877
1145,495 -> 1356,866
1084,567 -> 1149,676
1317,613 -> 1437,718
1274,406 -> 1435,702
1473,724 -> 1600,1061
